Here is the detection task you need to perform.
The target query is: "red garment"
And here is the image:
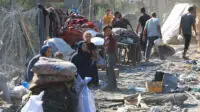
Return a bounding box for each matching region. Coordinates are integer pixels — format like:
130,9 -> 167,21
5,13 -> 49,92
87,21 -> 95,28
67,18 -> 88,27
87,21 -> 98,32
60,29 -> 83,46
104,35 -> 117,53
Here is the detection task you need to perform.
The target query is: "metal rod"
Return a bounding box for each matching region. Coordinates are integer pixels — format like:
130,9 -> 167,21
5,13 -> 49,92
89,0 -> 92,20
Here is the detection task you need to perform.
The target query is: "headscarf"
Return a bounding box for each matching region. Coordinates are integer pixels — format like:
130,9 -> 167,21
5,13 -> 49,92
40,45 -> 50,56
114,11 -> 122,18
77,42 -> 90,56
70,41 -> 90,61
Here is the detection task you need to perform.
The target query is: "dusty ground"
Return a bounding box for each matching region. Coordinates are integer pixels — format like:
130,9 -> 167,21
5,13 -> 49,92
1,44 -> 200,112
94,44 -> 200,112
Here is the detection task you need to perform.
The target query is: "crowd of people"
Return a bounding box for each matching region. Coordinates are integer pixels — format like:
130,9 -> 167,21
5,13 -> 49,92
25,6 -> 197,92
17,5 -> 198,112
101,6 -> 196,89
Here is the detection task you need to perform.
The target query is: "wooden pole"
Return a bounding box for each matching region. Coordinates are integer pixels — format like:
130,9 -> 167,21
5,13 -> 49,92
19,15 -> 36,55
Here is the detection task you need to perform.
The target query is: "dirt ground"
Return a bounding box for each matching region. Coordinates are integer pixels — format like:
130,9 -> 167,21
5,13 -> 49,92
94,44 -> 200,112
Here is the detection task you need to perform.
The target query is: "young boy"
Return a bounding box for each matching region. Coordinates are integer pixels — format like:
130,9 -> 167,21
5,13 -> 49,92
102,9 -> 113,26
103,26 -> 117,91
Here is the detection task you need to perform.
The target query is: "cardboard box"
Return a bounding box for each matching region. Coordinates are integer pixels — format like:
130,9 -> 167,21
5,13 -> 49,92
146,81 -> 163,93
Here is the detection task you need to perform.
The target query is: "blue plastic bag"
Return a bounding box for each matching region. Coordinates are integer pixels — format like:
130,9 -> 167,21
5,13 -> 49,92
22,81 -> 29,89
78,77 -> 96,112
73,8 -> 79,15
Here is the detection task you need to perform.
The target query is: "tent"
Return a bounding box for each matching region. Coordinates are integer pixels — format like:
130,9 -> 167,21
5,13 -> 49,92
162,3 -> 191,44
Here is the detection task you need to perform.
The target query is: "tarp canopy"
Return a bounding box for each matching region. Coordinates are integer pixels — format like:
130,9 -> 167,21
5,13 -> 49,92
162,3 -> 191,44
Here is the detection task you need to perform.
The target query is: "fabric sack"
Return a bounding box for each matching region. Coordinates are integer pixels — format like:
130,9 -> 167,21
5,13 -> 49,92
33,57 -> 77,76
32,74 -> 74,85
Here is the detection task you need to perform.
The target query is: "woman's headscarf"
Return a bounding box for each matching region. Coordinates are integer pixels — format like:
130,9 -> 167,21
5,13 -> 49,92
77,42 -> 87,55
70,41 -> 89,60
40,45 -> 50,56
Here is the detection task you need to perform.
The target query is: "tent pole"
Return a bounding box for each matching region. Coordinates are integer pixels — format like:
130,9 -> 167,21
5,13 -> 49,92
89,0 -> 92,20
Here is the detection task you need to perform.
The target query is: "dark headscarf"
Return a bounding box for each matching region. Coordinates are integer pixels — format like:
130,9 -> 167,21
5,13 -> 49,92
114,11 -> 122,18
40,45 -> 50,56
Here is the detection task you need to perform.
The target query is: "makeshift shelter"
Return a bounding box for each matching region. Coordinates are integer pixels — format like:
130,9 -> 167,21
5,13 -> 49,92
162,3 -> 191,44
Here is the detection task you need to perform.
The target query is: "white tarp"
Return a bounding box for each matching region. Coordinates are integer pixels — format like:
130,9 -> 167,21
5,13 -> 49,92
45,38 -> 75,60
91,37 -> 104,46
162,3 -> 191,44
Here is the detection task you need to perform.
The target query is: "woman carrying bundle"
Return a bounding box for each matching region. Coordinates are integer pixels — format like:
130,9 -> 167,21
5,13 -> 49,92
83,32 -> 99,86
71,40 -> 99,86
25,45 -> 51,82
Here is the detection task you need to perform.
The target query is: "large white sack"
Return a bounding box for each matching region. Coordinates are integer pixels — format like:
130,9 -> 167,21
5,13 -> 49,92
85,29 -> 98,37
91,37 -> 104,46
162,3 -> 191,44
32,57 -> 77,76
45,38 -> 75,60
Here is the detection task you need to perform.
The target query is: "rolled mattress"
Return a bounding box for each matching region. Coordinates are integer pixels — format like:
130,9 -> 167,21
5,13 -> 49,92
33,57 -> 77,76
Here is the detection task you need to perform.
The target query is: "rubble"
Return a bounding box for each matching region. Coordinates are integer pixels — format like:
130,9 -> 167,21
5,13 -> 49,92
95,44 -> 200,112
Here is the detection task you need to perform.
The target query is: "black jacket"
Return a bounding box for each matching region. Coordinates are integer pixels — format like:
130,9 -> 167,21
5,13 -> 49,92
71,43 -> 92,79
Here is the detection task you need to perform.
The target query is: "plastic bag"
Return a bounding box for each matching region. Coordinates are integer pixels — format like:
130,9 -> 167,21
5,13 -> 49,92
45,38 -> 75,60
21,91 -> 44,112
91,37 -> 104,46
177,34 -> 183,41
46,38 -> 74,55
151,107 -> 162,112
10,85 -> 29,99
78,77 -> 96,112
154,38 -> 164,46
0,80 -> 11,103
85,29 -> 98,37
73,74 -> 84,94
97,56 -> 105,66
